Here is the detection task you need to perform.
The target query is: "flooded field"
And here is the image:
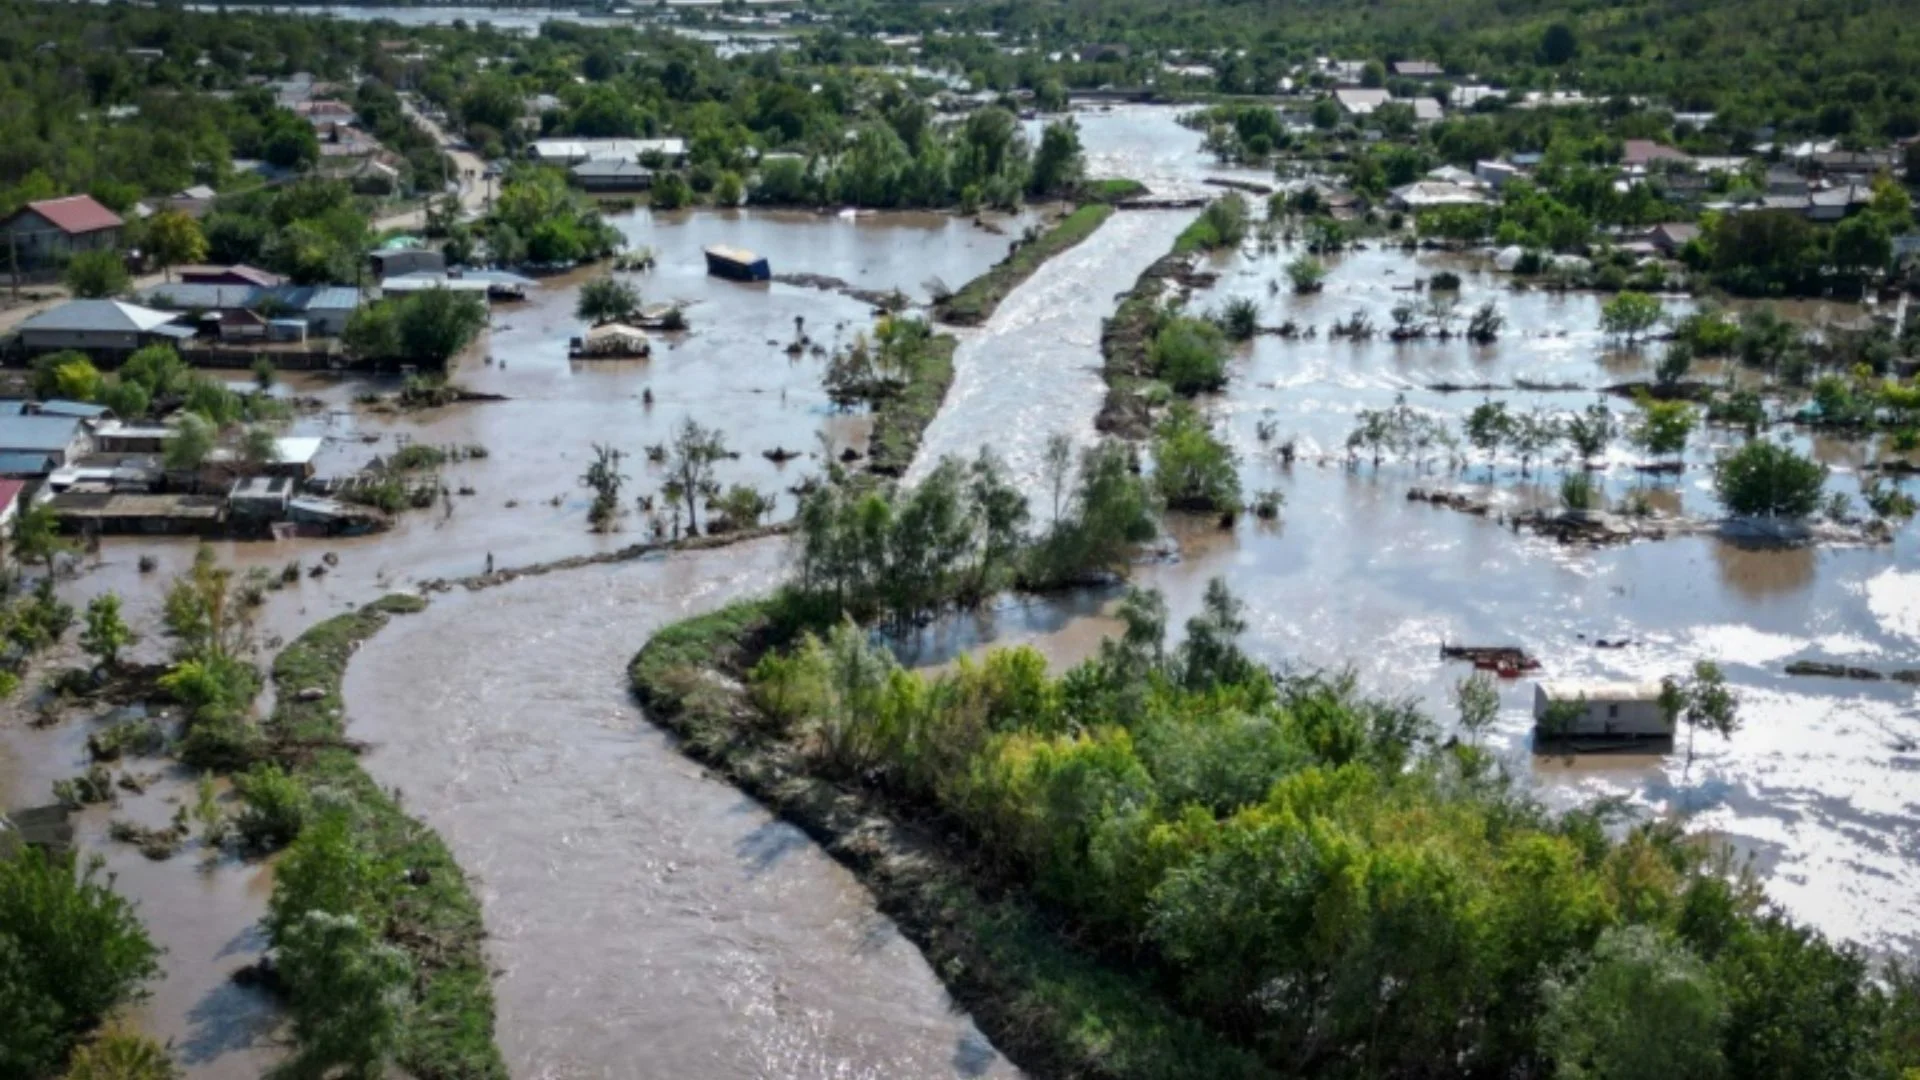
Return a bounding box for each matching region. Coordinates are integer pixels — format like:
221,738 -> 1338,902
4,103 -> 1917,1078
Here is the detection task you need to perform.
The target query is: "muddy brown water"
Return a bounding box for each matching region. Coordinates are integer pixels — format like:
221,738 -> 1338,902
341,541 -> 1018,1079
5,103 -> 1917,1078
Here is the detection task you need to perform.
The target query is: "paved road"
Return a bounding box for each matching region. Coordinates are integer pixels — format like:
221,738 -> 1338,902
375,99 -> 492,232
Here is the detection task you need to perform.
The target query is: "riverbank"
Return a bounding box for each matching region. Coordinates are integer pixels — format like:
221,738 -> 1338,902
628,599 -> 1273,1080
265,595 -> 507,1080
935,203 -> 1117,326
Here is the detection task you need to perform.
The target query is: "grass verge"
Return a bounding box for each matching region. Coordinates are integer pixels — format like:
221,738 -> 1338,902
267,594 -> 507,1080
865,333 -> 956,478
629,601 -> 1274,1080
935,203 -> 1116,327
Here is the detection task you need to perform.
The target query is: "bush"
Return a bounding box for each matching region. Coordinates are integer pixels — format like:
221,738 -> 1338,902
1152,404 -> 1240,512
233,763 -> 313,852
1560,471 -> 1599,510
1150,316 -> 1229,394
1212,297 -> 1259,341
1713,440 -> 1826,517
60,1030 -> 178,1080
0,849 -> 161,1077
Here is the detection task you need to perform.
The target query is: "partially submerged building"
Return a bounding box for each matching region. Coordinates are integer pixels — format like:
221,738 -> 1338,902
1533,681 -> 1671,744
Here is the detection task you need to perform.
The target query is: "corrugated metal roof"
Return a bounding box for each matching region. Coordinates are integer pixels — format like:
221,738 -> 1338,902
0,453 -> 56,477
35,400 -> 110,419
305,287 -> 361,310
18,299 -> 179,333
16,195 -> 122,234
0,415 -> 83,453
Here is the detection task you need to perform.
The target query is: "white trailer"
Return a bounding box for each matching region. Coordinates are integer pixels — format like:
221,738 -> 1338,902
1533,681 -> 1671,745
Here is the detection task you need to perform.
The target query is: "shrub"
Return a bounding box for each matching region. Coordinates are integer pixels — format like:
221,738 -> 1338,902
1560,471 -> 1599,511
1153,404 -> 1240,512
1150,317 -> 1229,394
1213,297 -> 1259,341
61,1030 -> 178,1080
233,763 -> 313,852
1713,440 -> 1826,517
0,849 -> 161,1077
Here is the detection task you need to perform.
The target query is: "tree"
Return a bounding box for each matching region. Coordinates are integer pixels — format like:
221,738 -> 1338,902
1540,925 -> 1727,1080
0,849 -> 162,1078
1655,340 -> 1694,388
1563,401 -> 1615,465
1540,22 -> 1579,65
342,302 -> 402,362
60,1029 -> 178,1080
1712,439 -> 1826,517
576,276 -> 641,325
240,426 -> 281,468
1152,404 -> 1240,512
665,417 -> 727,535
651,172 -> 692,210
581,442 -> 627,531
1286,255 -> 1327,293
63,250 -> 129,298
276,910 -> 411,1078
81,594 -> 136,670
1466,400 -> 1512,476
120,346 -> 190,400
11,502 -> 71,579
1661,660 -> 1740,767
1150,316 -> 1228,394
1630,396 -> 1696,466
1042,432 -> 1074,525
34,351 -> 104,402
1829,213 -> 1891,279
1029,119 -> 1084,197
1311,98 -> 1341,130
397,288 -> 488,367
714,170 -> 745,207
1510,408 -> 1561,476
1454,671 -> 1500,745
146,209 -> 207,281
1601,291 -> 1663,344
163,414 -> 216,472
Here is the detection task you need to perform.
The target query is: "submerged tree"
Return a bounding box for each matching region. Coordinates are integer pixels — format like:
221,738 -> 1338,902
576,275 -> 641,326
1661,660 -> 1741,768
665,418 -> 728,535
582,443 -> 628,531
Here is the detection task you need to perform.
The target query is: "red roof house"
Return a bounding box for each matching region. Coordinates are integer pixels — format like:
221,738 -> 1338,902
1,195 -> 125,271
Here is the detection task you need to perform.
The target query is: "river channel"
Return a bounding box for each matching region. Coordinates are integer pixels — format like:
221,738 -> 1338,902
3,102 -> 1916,1076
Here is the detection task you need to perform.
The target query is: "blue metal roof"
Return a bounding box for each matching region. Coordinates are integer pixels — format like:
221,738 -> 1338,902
0,415 -> 83,453
304,287 -> 361,311
0,452 -> 55,476
36,400 -> 110,419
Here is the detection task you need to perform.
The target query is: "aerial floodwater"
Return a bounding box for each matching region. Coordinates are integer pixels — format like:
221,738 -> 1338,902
4,89 -> 1917,1080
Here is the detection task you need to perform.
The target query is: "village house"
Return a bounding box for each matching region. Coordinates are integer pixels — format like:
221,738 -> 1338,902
1332,88 -> 1391,117
177,264 -> 286,289
135,283 -> 362,339
0,195 -> 124,272
571,159 -> 655,192
1648,222 -> 1700,255
0,412 -> 91,472
369,247 -> 446,279
1621,140 -> 1692,171
1533,682 -> 1672,744
1389,180 -> 1491,211
528,138 -> 689,168
1391,60 -> 1443,79
1474,159 -> 1526,190
13,299 -> 193,356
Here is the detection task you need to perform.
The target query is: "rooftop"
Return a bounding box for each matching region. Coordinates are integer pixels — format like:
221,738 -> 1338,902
0,415 -> 84,453
17,299 -> 182,334
0,479 -> 25,515
13,194 -> 123,235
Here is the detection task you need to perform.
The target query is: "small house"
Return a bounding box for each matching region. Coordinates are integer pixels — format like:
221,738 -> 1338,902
270,436 -> 323,480
1333,88 -> 1391,117
1648,223 -> 1700,255
1621,140 -> 1692,170
92,421 -> 173,454
177,264 -> 286,289
228,474 -> 295,521
0,195 -> 124,272
570,159 -> 654,192
369,247 -> 446,279
47,492 -> 226,535
1392,60 -> 1443,79
0,414 -> 91,468
1475,160 -> 1524,190
14,299 -> 193,355
1533,681 -> 1670,744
